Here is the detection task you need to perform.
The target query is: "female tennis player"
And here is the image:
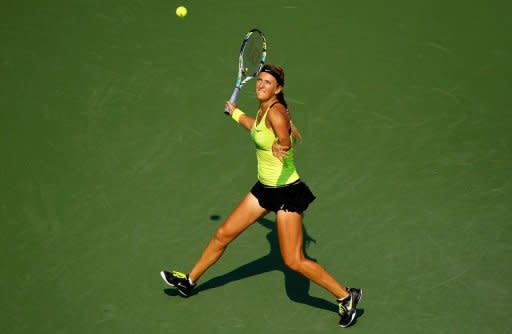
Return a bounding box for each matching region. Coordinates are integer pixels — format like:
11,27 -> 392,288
161,64 -> 362,328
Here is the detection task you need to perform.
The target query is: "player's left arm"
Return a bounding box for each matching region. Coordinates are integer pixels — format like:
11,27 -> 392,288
268,104 -> 291,162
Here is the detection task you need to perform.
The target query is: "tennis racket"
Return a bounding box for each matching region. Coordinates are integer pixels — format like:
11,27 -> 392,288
224,28 -> 267,114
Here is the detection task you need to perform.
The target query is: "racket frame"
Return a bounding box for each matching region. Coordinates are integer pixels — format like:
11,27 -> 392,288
224,28 -> 267,114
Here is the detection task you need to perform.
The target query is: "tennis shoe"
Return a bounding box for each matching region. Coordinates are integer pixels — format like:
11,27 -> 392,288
160,270 -> 195,297
337,287 -> 362,328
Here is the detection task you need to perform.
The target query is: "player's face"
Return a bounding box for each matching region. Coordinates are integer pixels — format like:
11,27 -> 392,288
256,72 -> 281,102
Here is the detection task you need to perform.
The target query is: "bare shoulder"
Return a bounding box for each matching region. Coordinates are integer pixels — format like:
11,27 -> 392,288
267,103 -> 290,124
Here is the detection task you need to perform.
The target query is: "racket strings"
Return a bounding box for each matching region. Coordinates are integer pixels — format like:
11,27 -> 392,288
242,33 -> 264,76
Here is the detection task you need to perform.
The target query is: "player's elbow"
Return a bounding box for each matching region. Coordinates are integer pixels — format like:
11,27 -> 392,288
279,139 -> 291,151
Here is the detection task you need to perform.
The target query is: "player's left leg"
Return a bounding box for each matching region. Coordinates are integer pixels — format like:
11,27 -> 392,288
275,210 -> 347,298
275,210 -> 362,327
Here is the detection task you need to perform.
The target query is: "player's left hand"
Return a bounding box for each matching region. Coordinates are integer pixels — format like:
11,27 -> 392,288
272,139 -> 289,163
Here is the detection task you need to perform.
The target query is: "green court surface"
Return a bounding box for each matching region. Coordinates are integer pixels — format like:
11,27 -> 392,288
1,1 -> 511,333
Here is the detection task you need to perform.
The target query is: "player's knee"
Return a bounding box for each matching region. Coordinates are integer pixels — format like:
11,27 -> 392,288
283,256 -> 302,272
213,226 -> 233,247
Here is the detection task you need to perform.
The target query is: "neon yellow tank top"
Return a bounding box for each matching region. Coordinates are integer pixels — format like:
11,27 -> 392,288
250,108 -> 300,186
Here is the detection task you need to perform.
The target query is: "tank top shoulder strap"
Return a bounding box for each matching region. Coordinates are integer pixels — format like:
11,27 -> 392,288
262,101 -> 282,121
268,101 -> 280,110
259,101 -> 289,129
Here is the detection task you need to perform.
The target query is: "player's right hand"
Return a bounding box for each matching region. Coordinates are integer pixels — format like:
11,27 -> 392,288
225,101 -> 237,115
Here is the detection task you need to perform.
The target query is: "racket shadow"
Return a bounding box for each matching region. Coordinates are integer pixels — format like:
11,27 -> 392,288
189,217 -> 337,313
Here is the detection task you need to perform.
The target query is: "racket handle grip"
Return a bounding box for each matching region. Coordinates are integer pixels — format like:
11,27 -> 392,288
224,87 -> 240,114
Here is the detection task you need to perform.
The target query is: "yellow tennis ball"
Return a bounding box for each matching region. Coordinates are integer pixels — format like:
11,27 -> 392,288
176,6 -> 187,18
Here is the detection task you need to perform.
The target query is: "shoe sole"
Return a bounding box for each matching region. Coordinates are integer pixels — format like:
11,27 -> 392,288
338,312 -> 357,328
338,288 -> 363,328
160,271 -> 190,297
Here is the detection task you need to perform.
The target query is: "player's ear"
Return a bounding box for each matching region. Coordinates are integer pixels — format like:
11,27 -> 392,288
274,85 -> 282,95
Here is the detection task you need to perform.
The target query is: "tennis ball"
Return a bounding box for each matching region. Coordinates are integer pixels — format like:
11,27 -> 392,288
176,6 -> 187,18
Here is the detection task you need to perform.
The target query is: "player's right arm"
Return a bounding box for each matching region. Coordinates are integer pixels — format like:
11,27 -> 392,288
225,101 -> 254,131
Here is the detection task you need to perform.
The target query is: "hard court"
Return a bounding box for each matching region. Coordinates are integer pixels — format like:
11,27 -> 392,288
1,1 -> 510,333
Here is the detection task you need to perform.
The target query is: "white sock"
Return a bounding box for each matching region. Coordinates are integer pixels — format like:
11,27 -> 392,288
337,293 -> 350,303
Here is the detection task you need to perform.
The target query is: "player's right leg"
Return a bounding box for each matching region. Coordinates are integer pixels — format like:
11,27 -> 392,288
161,192 -> 268,296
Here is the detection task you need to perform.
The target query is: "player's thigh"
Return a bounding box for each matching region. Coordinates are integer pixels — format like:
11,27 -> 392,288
275,210 -> 304,259
217,192 -> 268,241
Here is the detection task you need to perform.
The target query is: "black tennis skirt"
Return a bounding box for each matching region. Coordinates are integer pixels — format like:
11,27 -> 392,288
250,179 -> 316,213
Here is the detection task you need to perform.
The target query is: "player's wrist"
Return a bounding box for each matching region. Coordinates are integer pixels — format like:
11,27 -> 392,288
231,108 -> 245,123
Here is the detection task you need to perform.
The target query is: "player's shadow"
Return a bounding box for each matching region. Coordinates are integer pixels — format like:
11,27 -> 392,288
167,217 -> 338,313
